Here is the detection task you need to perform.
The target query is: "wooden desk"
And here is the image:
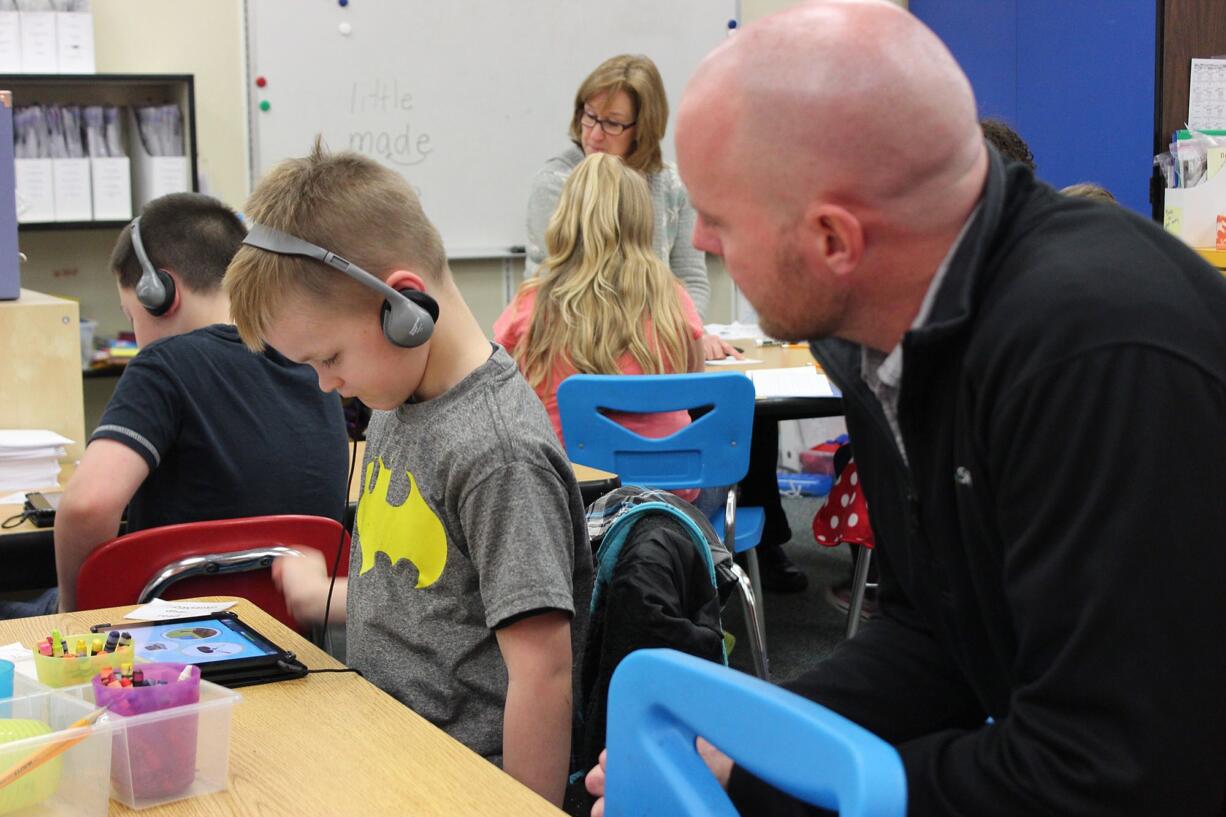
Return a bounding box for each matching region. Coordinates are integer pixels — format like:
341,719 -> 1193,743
2,451 -> 615,534
708,339 -> 843,422
0,598 -> 565,817
707,341 -> 821,373
0,450 -> 617,591
0,462 -> 74,538
346,440 -> 617,502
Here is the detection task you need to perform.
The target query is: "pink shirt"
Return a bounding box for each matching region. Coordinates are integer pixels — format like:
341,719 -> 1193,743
494,283 -> 705,501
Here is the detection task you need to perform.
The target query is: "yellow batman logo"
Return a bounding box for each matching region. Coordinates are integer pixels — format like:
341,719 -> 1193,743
355,457 -> 447,588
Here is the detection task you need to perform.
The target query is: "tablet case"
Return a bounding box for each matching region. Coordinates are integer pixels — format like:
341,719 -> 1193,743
91,611 -> 310,689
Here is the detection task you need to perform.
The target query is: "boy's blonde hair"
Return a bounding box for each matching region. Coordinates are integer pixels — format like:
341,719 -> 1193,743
569,54 -> 668,176
515,153 -> 689,391
226,139 -> 446,350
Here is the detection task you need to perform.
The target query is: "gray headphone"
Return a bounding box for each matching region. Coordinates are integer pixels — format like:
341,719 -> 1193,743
130,216 -> 177,316
241,224 -> 437,348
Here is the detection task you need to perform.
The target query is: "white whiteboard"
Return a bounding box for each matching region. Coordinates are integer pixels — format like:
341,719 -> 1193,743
246,0 -> 736,255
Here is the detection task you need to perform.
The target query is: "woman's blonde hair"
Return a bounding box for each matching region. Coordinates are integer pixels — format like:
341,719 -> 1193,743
515,153 -> 689,392
569,54 -> 668,175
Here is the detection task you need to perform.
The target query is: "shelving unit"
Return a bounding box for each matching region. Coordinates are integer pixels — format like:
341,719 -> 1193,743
1,74 -> 199,430
0,72 -> 198,230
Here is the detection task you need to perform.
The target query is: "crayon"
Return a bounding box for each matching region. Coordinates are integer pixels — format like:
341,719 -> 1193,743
50,630 -> 62,657
37,642 -> 52,657
119,677 -> 131,688
118,632 -> 132,650
91,637 -> 103,656
104,631 -> 119,653
120,662 -> 132,679
132,669 -> 144,687
74,639 -> 86,657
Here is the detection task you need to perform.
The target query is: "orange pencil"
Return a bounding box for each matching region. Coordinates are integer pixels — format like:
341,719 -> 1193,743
0,706 -> 108,790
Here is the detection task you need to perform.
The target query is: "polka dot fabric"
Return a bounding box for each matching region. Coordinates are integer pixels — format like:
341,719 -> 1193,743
812,458 -> 874,550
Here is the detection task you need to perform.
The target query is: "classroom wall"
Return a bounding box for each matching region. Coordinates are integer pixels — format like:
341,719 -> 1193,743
19,0 -> 924,349
18,0 -> 248,340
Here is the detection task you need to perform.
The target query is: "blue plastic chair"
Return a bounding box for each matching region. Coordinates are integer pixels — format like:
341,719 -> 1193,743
556,372 -> 770,679
605,649 -> 907,817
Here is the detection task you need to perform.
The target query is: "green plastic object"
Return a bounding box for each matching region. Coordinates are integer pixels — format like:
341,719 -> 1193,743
32,633 -> 131,688
0,719 -> 62,816
1177,129 -> 1226,140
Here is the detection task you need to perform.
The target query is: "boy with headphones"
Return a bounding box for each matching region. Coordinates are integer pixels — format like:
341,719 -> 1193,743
51,192 -> 349,613
226,143 -> 593,808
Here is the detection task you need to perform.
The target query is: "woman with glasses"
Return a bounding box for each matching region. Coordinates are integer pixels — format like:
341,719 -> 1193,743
525,54 -> 723,351
524,56 -> 806,594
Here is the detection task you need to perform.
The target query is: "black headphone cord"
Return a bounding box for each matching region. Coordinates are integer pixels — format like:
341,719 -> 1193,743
2,511 -> 32,529
320,434 -> 359,657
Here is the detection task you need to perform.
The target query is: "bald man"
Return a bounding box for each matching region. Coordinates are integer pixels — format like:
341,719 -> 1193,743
587,1 -> 1226,815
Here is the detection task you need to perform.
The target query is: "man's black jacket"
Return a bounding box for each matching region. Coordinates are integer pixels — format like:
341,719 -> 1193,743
730,152 -> 1226,816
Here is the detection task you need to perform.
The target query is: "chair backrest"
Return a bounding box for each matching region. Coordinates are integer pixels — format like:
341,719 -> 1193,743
76,515 -> 350,633
556,373 -> 756,490
605,649 -> 906,817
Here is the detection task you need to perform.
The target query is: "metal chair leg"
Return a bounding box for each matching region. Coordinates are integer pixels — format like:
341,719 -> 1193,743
725,486 -> 768,660
730,562 -> 770,681
845,545 -> 873,639
745,547 -> 767,653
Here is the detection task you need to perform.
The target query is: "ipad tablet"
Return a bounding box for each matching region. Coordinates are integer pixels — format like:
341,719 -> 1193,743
89,611 -> 308,688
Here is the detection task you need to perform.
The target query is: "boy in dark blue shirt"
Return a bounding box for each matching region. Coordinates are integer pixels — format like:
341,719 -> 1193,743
52,192 -> 348,611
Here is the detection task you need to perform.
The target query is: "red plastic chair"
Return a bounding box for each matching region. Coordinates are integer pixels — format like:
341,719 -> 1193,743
812,459 -> 874,638
76,515 -> 350,633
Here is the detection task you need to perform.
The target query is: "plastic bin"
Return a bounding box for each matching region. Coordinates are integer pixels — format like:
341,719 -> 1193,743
1,671 -> 51,718
0,687 -> 112,817
32,635 -> 133,688
777,472 -> 833,497
78,664 -> 238,810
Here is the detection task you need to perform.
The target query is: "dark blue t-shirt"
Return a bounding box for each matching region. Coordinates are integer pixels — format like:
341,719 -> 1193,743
91,324 -> 348,532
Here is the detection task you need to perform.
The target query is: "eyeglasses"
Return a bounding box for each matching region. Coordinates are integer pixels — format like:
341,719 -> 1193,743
580,109 -> 636,136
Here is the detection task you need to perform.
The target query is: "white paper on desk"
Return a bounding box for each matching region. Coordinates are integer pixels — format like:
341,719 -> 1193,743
124,598 -> 237,621
0,429 -> 74,450
746,367 -> 835,399
0,641 -> 37,681
0,641 -> 32,663
0,491 -> 28,503
707,357 -> 762,366
703,321 -> 765,341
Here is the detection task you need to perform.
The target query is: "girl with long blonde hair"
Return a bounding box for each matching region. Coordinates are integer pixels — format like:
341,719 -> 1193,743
495,152 -> 703,448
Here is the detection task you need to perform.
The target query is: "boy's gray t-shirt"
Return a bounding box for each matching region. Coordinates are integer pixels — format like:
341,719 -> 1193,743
346,345 -> 593,762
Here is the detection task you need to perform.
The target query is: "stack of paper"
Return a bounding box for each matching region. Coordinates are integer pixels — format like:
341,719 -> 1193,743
0,429 -> 72,492
745,367 -> 837,399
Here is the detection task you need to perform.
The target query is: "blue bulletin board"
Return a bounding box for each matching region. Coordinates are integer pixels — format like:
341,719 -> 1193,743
910,1 -> 1157,215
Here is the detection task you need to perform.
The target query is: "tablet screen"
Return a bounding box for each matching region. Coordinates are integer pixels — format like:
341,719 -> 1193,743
124,616 -> 281,665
